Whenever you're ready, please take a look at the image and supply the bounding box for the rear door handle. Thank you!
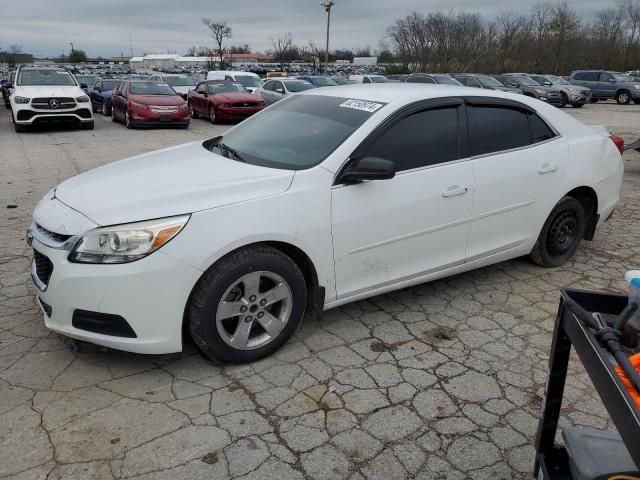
[538,163,558,174]
[442,185,468,198]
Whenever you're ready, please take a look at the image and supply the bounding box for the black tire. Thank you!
[530,197,587,268]
[189,102,199,119]
[209,105,216,124]
[572,103,584,108]
[125,109,133,129]
[111,106,118,122]
[102,102,110,116]
[5,100,11,109]
[616,90,632,105]
[634,99,640,105]
[559,93,568,108]
[82,121,94,130]
[188,245,307,363]
[590,99,598,104]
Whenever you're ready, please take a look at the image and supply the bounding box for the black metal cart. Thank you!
[534,288,640,479]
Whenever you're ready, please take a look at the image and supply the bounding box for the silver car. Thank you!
[256,78,315,105]
[529,74,592,108]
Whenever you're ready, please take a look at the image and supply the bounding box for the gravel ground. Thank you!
[1,102,639,480]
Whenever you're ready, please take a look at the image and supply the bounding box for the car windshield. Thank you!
[209,82,247,93]
[76,76,98,85]
[234,75,262,89]
[204,95,383,170]
[516,76,540,86]
[433,75,461,85]
[129,82,176,95]
[164,76,197,87]
[283,81,315,92]
[369,76,388,83]
[612,73,634,82]
[311,77,338,87]
[548,75,571,85]
[529,76,550,85]
[477,76,503,87]
[17,69,77,86]
[102,80,121,91]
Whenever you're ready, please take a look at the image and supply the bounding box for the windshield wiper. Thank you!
[215,142,245,162]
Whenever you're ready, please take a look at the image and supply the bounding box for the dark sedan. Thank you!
[89,79,123,115]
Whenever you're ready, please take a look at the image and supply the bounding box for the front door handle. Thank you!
[538,163,558,174]
[442,185,468,198]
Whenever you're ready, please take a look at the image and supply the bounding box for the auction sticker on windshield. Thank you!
[339,99,383,113]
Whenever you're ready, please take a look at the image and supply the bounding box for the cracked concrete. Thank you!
[1,104,640,479]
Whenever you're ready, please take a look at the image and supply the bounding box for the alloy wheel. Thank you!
[215,271,292,350]
[209,106,216,124]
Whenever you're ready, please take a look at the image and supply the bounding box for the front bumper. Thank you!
[29,229,202,354]
[130,107,190,126]
[539,93,563,106]
[12,104,94,125]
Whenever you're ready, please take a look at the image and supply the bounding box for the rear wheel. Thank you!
[634,99,640,105]
[590,99,598,103]
[209,105,216,124]
[111,106,118,122]
[188,245,307,363]
[616,90,631,105]
[102,102,109,116]
[530,197,587,268]
[572,103,584,108]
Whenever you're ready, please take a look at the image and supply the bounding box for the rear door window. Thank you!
[468,105,530,156]
[529,114,556,144]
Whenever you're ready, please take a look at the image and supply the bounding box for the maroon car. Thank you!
[111,80,189,129]
[188,80,266,123]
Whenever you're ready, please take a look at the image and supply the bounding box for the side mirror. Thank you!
[544,81,552,86]
[337,157,396,185]
[4,82,13,89]
[80,83,88,89]
[608,78,616,83]
[276,88,285,94]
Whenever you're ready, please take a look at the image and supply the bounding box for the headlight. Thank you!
[14,96,30,104]
[535,89,546,94]
[634,84,640,90]
[75,95,90,103]
[130,101,148,110]
[69,215,190,264]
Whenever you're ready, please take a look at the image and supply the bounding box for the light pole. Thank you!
[321,1,335,74]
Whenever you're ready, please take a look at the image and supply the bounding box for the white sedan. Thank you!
[29,84,624,363]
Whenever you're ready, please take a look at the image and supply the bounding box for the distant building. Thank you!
[128,53,274,70]
[0,52,34,73]
[352,56,378,66]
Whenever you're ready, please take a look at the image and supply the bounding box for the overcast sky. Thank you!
[0,0,617,58]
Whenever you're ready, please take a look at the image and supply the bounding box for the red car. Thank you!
[111,80,189,129]
[188,80,266,123]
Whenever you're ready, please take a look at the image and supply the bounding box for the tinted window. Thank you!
[196,83,206,94]
[273,81,284,92]
[283,81,314,92]
[262,81,274,91]
[469,106,530,156]
[581,72,600,81]
[406,76,435,84]
[129,82,176,95]
[363,77,371,83]
[599,72,613,82]
[529,114,556,144]
[364,106,459,171]
[18,69,77,86]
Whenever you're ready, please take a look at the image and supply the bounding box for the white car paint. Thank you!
[10,67,94,126]
[29,84,623,355]
[206,71,262,93]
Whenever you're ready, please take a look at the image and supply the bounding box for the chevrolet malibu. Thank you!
[29,84,624,363]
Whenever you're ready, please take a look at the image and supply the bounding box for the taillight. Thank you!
[610,134,625,155]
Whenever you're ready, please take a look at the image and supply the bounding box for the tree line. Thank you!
[384,0,640,74]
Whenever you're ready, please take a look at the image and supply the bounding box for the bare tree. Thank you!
[202,19,232,68]
[495,10,530,72]
[271,33,294,69]
[531,2,553,71]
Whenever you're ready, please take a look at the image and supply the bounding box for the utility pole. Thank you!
[321,1,335,74]
[69,42,74,53]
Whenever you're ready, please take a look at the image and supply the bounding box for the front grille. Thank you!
[150,106,178,113]
[35,224,72,243]
[31,97,77,110]
[232,102,259,108]
[33,249,53,286]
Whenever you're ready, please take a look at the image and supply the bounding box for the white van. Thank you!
[206,71,262,93]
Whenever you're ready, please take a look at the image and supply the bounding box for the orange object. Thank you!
[615,352,640,409]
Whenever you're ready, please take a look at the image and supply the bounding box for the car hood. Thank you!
[213,92,260,103]
[54,141,295,226]
[556,84,591,93]
[494,86,522,93]
[129,94,185,106]
[13,85,85,98]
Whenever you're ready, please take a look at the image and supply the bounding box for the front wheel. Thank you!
[559,93,568,108]
[189,103,199,118]
[634,99,640,105]
[188,245,307,363]
[616,90,631,105]
[572,103,584,108]
[209,105,216,124]
[102,102,110,116]
[125,109,133,129]
[530,197,587,268]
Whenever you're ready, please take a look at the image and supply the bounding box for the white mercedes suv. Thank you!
[9,65,94,132]
[28,84,624,363]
